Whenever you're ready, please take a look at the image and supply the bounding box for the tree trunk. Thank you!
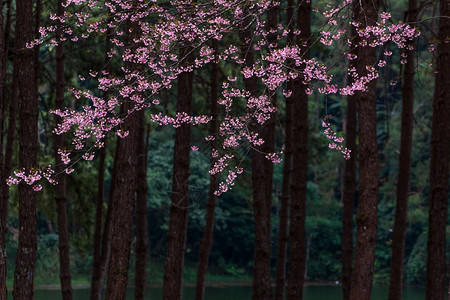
[387,1,417,299]
[162,46,193,300]
[239,12,273,298]
[54,1,73,298]
[349,1,380,300]
[13,0,38,298]
[286,1,311,300]
[90,23,113,300]
[250,5,278,300]
[195,39,219,300]
[134,112,148,300]
[275,1,294,298]
[1,0,15,268]
[426,0,450,299]
[0,0,7,297]
[90,139,117,300]
[104,11,141,299]
[341,4,358,299]
[90,142,106,300]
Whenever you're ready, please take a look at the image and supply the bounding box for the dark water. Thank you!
[7,285,425,299]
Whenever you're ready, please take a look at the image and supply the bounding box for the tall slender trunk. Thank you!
[195,39,219,300]
[162,45,193,300]
[90,142,105,298]
[104,11,141,299]
[90,139,117,300]
[1,0,14,242]
[134,111,148,300]
[239,11,273,298]
[341,4,358,299]
[274,1,295,298]
[90,23,113,300]
[54,0,73,298]
[250,5,278,300]
[104,105,139,300]
[13,0,38,298]
[427,0,450,299]
[0,0,7,297]
[89,26,114,300]
[349,1,380,300]
[286,1,311,300]
[387,1,417,299]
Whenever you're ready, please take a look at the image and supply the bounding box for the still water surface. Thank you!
[8,285,425,299]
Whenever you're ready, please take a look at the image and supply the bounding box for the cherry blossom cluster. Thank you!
[322,115,350,160]
[8,0,421,194]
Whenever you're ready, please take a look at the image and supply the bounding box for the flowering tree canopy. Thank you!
[8,0,420,194]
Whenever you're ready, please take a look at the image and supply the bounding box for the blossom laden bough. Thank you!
[9,0,420,194]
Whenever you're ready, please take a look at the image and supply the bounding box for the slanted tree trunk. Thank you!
[426,0,450,299]
[286,1,311,300]
[387,1,417,299]
[195,39,219,300]
[162,46,193,300]
[349,1,380,300]
[104,12,141,299]
[275,1,294,299]
[54,1,73,299]
[134,112,148,300]
[341,3,358,299]
[13,0,38,298]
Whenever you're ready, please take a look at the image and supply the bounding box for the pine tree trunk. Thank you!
[341,4,358,298]
[195,39,219,300]
[0,0,7,297]
[286,1,311,299]
[90,24,112,300]
[90,140,117,300]
[90,142,106,300]
[349,1,380,300]
[426,0,450,299]
[162,46,193,300]
[1,0,16,260]
[274,1,294,298]
[134,111,148,300]
[13,0,38,298]
[104,12,141,299]
[54,1,73,298]
[239,12,273,298]
[387,1,417,299]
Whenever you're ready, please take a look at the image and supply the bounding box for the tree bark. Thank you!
[387,1,417,299]
[195,39,219,300]
[286,1,311,300]
[54,1,73,298]
[104,12,141,299]
[13,0,39,298]
[275,1,294,299]
[341,4,358,299]
[90,139,117,300]
[1,0,14,244]
[349,1,380,300]
[134,111,148,300]
[162,46,193,300]
[90,23,113,300]
[426,1,450,299]
[239,11,273,299]
[0,0,7,297]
